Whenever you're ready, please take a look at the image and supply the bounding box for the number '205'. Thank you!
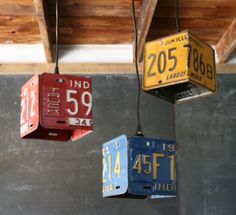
[146,45,213,80]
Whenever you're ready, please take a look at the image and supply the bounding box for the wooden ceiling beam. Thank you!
[136,0,158,62]
[0,4,34,16]
[216,18,236,63]
[0,63,234,75]
[34,0,53,63]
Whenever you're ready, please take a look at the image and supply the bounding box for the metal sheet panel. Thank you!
[188,32,216,92]
[20,74,39,137]
[143,31,216,92]
[40,73,93,131]
[102,135,128,197]
[129,136,177,197]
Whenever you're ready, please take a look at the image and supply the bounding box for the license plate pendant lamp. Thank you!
[102,135,177,198]
[102,0,177,199]
[20,0,93,141]
[143,30,217,103]
[20,73,93,141]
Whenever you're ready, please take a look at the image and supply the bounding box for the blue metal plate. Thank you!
[102,135,128,197]
[129,136,177,197]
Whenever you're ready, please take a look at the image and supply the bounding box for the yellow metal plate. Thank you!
[143,31,216,92]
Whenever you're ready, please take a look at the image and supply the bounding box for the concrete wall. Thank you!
[0,74,235,215]
[0,75,176,215]
[176,75,236,215]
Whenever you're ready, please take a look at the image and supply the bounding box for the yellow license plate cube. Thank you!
[143,31,217,103]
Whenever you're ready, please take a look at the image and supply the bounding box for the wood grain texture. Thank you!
[57,30,133,44]
[0,0,33,4]
[50,17,134,44]
[0,16,40,44]
[147,0,236,46]
[0,1,40,44]
[48,0,141,5]
[154,18,233,29]
[0,0,34,16]
[158,0,236,8]
[0,0,235,62]
[47,1,141,44]
[34,0,53,62]
[154,7,236,18]
[136,0,158,62]
[0,63,139,75]
[216,18,236,63]
[50,17,133,30]
[0,63,234,75]
[48,2,141,18]
[148,27,227,45]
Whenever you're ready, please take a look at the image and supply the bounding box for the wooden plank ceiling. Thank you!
[0,0,235,64]
[0,0,40,43]
[47,0,142,44]
[148,0,236,46]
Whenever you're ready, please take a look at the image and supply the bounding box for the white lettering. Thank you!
[69,80,90,89]
[47,88,60,115]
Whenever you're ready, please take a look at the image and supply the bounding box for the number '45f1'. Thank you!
[20,73,93,141]
[102,135,177,198]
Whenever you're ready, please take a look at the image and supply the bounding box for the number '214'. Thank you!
[147,45,213,80]
[102,150,121,183]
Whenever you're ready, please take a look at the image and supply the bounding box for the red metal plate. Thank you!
[20,75,39,137]
[71,129,93,142]
[40,73,93,131]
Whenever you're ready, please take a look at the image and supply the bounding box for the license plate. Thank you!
[129,137,177,196]
[102,135,177,197]
[40,73,93,130]
[143,31,216,92]
[102,135,128,197]
[20,75,39,136]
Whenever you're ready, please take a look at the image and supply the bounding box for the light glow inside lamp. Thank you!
[143,1,217,103]
[20,0,93,141]
[102,0,177,199]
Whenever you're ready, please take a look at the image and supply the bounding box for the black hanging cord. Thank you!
[132,0,143,136]
[175,0,180,32]
[55,0,59,74]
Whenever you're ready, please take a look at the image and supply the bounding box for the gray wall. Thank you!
[176,75,236,215]
[0,74,235,215]
[0,75,176,215]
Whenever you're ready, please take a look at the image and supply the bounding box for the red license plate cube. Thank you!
[20,73,93,141]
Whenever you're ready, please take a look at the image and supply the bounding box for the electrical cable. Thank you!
[55,0,59,74]
[175,0,180,32]
[131,0,143,136]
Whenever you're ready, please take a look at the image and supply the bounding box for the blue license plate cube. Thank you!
[102,135,177,198]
